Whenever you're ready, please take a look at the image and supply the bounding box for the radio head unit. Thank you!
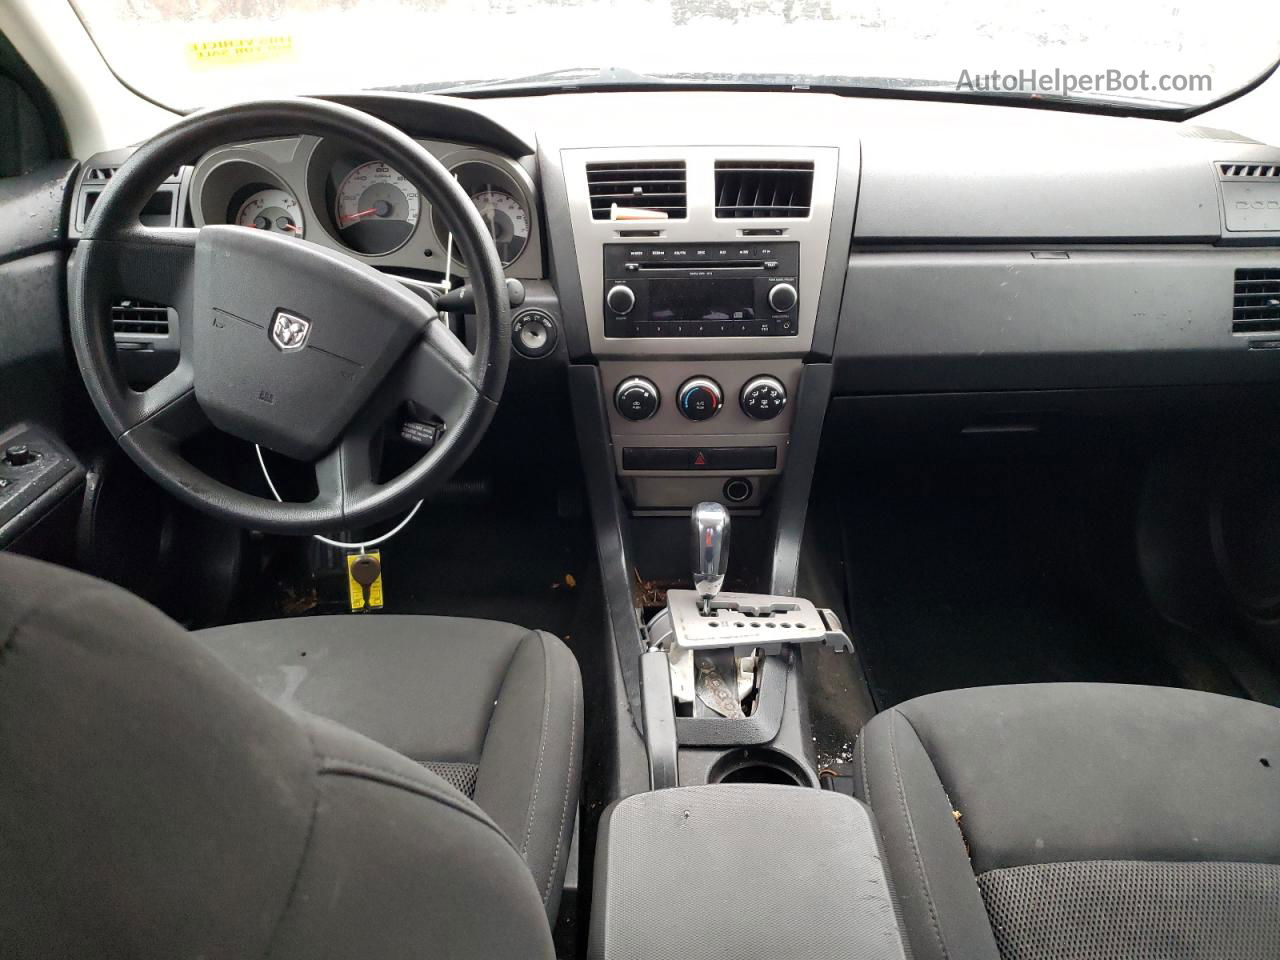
[603,242,800,338]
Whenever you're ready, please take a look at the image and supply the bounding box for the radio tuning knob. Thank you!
[767,282,798,313]
[606,284,636,315]
[740,375,787,421]
[614,377,660,421]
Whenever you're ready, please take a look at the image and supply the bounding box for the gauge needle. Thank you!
[340,207,378,225]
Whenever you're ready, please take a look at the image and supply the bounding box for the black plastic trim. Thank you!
[568,363,647,732]
[0,161,76,266]
[640,649,679,789]
[768,363,833,595]
[674,653,789,746]
[315,93,535,156]
[541,142,592,361]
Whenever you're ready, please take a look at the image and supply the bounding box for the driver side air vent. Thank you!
[1231,269,1280,334]
[112,299,171,336]
[714,160,814,218]
[586,160,687,220]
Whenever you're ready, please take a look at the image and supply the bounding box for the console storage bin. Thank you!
[589,783,908,960]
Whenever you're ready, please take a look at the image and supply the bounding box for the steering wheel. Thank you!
[69,99,510,535]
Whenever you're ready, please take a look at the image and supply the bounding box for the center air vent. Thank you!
[112,299,171,336]
[714,160,814,218]
[1219,163,1280,179]
[1231,269,1280,334]
[586,161,687,220]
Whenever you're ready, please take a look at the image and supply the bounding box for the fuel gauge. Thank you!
[234,187,303,237]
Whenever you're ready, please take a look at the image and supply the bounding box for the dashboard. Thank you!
[186,134,544,279]
[71,89,1280,511]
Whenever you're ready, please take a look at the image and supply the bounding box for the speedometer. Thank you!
[334,161,420,255]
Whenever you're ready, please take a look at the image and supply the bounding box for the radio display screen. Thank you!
[649,279,755,323]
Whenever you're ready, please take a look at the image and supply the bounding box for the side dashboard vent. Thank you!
[1232,269,1280,334]
[1219,162,1280,179]
[714,160,814,218]
[586,161,687,220]
[84,165,183,184]
[112,299,171,336]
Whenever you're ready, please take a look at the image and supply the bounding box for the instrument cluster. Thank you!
[186,135,542,278]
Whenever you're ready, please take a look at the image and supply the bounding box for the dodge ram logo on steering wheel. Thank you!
[270,310,311,352]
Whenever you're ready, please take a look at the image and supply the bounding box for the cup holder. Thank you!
[707,748,816,788]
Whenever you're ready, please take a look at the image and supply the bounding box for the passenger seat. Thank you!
[855,683,1280,960]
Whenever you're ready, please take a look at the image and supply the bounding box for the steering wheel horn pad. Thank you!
[192,225,438,461]
[68,98,510,535]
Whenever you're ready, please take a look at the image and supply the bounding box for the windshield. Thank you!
[71,0,1280,113]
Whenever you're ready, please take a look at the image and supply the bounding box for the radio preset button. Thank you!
[614,377,660,421]
[606,284,636,315]
[678,377,723,421]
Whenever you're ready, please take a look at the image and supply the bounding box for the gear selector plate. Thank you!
[664,589,852,658]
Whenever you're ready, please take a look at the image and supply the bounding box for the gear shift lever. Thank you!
[691,501,730,615]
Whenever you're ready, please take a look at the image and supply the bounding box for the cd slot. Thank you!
[638,260,764,271]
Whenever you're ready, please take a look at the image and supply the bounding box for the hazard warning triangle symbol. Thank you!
[693,451,707,467]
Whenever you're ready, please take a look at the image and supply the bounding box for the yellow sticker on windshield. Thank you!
[186,35,296,70]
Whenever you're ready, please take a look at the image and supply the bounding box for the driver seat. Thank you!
[0,552,579,959]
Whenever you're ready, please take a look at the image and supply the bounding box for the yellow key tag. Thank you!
[347,550,384,612]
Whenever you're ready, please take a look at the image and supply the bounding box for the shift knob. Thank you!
[691,501,730,612]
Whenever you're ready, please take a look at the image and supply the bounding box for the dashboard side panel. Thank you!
[835,249,1280,394]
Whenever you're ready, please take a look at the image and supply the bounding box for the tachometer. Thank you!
[431,183,531,268]
[234,188,303,237]
[334,160,420,255]
[471,189,530,266]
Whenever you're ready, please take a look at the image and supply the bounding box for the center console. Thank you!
[547,137,894,958]
[559,145,839,513]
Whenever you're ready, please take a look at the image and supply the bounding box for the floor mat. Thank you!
[237,477,594,641]
[839,460,1183,710]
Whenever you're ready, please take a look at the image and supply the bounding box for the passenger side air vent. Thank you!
[586,161,687,220]
[714,160,814,218]
[112,299,171,336]
[1231,269,1280,334]
[1219,163,1280,179]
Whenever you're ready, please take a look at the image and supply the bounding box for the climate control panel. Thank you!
[612,372,789,424]
[601,360,800,508]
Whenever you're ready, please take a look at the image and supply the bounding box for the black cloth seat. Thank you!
[196,613,582,919]
[0,553,581,959]
[855,683,1280,960]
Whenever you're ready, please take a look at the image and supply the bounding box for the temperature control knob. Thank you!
[677,377,723,422]
[606,284,636,315]
[767,282,798,313]
[614,377,660,421]
[740,375,787,421]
